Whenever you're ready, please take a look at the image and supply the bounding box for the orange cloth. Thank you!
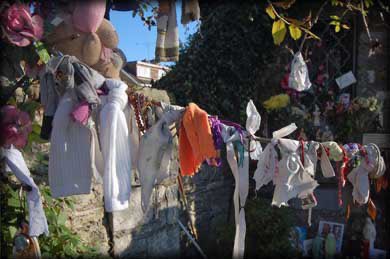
[179,103,218,176]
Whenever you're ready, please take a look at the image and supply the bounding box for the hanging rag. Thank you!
[347,144,385,205]
[179,103,218,176]
[138,104,184,212]
[319,143,336,178]
[155,0,179,62]
[272,139,319,207]
[246,100,262,160]
[99,79,132,212]
[322,141,344,162]
[220,123,248,259]
[221,100,261,259]
[181,0,200,25]
[43,56,105,198]
[253,123,298,191]
[288,51,311,92]
[40,55,105,138]
[125,104,140,171]
[48,92,103,197]
[1,146,49,237]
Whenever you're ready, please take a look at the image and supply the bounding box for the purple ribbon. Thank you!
[209,116,224,151]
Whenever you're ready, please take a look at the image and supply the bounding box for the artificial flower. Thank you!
[367,96,378,112]
[263,94,290,111]
[0,105,32,149]
[1,3,43,46]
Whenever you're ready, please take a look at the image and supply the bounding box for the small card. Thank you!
[336,71,357,89]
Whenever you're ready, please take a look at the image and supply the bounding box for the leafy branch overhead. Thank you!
[266,0,318,46]
[265,0,386,46]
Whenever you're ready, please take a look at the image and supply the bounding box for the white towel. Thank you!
[99,79,132,212]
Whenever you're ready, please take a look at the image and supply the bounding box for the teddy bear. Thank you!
[43,0,121,79]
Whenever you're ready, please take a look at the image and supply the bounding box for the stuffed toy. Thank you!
[44,0,120,78]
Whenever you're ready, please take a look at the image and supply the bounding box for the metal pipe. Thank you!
[177,219,207,259]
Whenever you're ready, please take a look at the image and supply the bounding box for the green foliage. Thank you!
[39,186,99,258]
[155,2,278,124]
[0,179,98,258]
[214,197,298,258]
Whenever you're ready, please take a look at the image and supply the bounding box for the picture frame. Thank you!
[318,220,344,253]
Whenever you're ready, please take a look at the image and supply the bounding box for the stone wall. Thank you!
[181,164,234,258]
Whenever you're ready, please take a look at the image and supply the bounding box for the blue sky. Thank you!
[109,3,198,63]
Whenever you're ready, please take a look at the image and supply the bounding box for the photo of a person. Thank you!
[321,223,331,237]
[318,221,345,253]
[332,225,342,240]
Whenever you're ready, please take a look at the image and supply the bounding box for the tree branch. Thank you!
[299,0,329,51]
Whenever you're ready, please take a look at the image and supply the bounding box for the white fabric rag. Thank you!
[138,104,184,213]
[99,79,132,212]
[253,123,298,190]
[2,146,49,237]
[288,51,311,92]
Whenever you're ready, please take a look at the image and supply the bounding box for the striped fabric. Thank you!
[155,0,179,62]
[49,92,98,197]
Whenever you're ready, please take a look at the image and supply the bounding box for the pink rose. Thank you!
[1,4,43,46]
[0,105,32,149]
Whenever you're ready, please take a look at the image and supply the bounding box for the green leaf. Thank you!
[7,197,20,208]
[288,24,302,40]
[330,15,340,20]
[265,5,275,20]
[34,41,50,64]
[335,24,341,32]
[57,212,68,225]
[272,19,287,45]
[32,123,41,134]
[9,226,17,237]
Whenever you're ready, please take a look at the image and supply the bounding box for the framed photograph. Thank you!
[318,221,344,253]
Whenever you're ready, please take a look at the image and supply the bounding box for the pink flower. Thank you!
[0,105,32,149]
[1,4,44,46]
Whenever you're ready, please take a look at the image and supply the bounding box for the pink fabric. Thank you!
[1,4,43,46]
[72,1,106,33]
[0,105,32,148]
[70,102,90,125]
